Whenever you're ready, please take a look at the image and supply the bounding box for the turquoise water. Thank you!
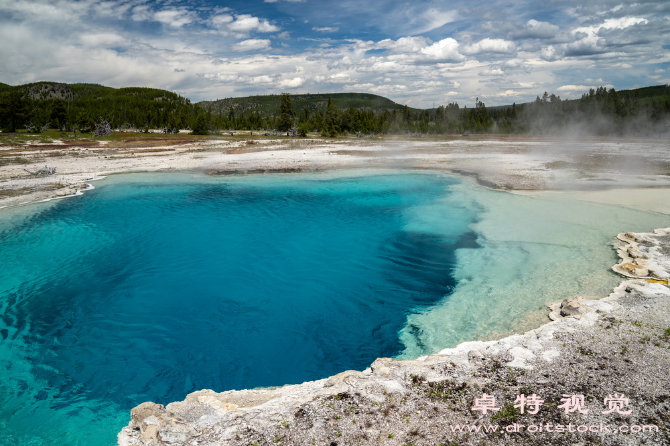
[0,170,668,445]
[0,171,477,445]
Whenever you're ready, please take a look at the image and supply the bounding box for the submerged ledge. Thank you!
[118,228,670,446]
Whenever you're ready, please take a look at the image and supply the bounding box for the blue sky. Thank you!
[1,0,669,107]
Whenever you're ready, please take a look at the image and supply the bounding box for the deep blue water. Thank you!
[0,171,478,445]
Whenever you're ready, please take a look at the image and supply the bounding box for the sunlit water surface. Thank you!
[0,170,667,445]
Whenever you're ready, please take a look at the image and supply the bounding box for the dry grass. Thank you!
[0,156,32,166]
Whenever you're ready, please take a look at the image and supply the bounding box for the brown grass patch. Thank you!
[0,157,32,166]
[103,148,177,155]
[0,187,33,198]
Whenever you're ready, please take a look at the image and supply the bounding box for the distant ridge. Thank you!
[0,81,190,103]
[1,82,411,114]
[3,81,668,111]
[489,84,670,110]
[198,92,409,114]
[617,84,670,100]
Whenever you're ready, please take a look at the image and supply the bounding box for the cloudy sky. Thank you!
[1,0,669,107]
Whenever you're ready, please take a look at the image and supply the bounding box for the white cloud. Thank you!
[540,46,559,61]
[419,38,465,62]
[131,5,152,22]
[372,36,464,64]
[479,67,505,76]
[368,84,408,94]
[211,13,279,36]
[463,38,517,54]
[557,85,591,92]
[229,39,271,52]
[203,72,278,85]
[411,8,458,34]
[154,9,196,28]
[413,80,445,88]
[501,58,526,69]
[317,72,352,83]
[578,16,649,33]
[313,27,339,32]
[228,14,280,33]
[346,83,375,90]
[203,73,241,82]
[251,75,275,84]
[278,77,304,88]
[93,1,134,19]
[79,32,126,48]
[212,14,234,26]
[510,19,560,39]
[377,36,431,54]
[565,16,649,56]
[492,90,521,97]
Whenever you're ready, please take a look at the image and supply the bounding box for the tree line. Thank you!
[1,83,669,137]
[205,88,670,137]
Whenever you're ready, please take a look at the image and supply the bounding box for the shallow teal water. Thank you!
[0,170,668,445]
[398,184,670,355]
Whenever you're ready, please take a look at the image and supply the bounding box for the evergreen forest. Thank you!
[1,81,669,137]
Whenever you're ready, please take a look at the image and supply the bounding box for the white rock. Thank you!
[380,380,405,394]
[541,349,561,362]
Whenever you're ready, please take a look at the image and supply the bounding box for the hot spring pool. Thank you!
[0,170,668,445]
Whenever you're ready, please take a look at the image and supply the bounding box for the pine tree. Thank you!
[0,91,31,132]
[324,96,339,136]
[51,98,67,129]
[277,93,295,131]
[402,104,411,122]
[191,113,209,135]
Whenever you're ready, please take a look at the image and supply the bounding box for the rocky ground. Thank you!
[118,229,670,446]
[3,134,670,209]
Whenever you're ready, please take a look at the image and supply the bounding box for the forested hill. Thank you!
[0,81,194,131]
[489,84,670,110]
[198,93,407,115]
[617,84,670,101]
